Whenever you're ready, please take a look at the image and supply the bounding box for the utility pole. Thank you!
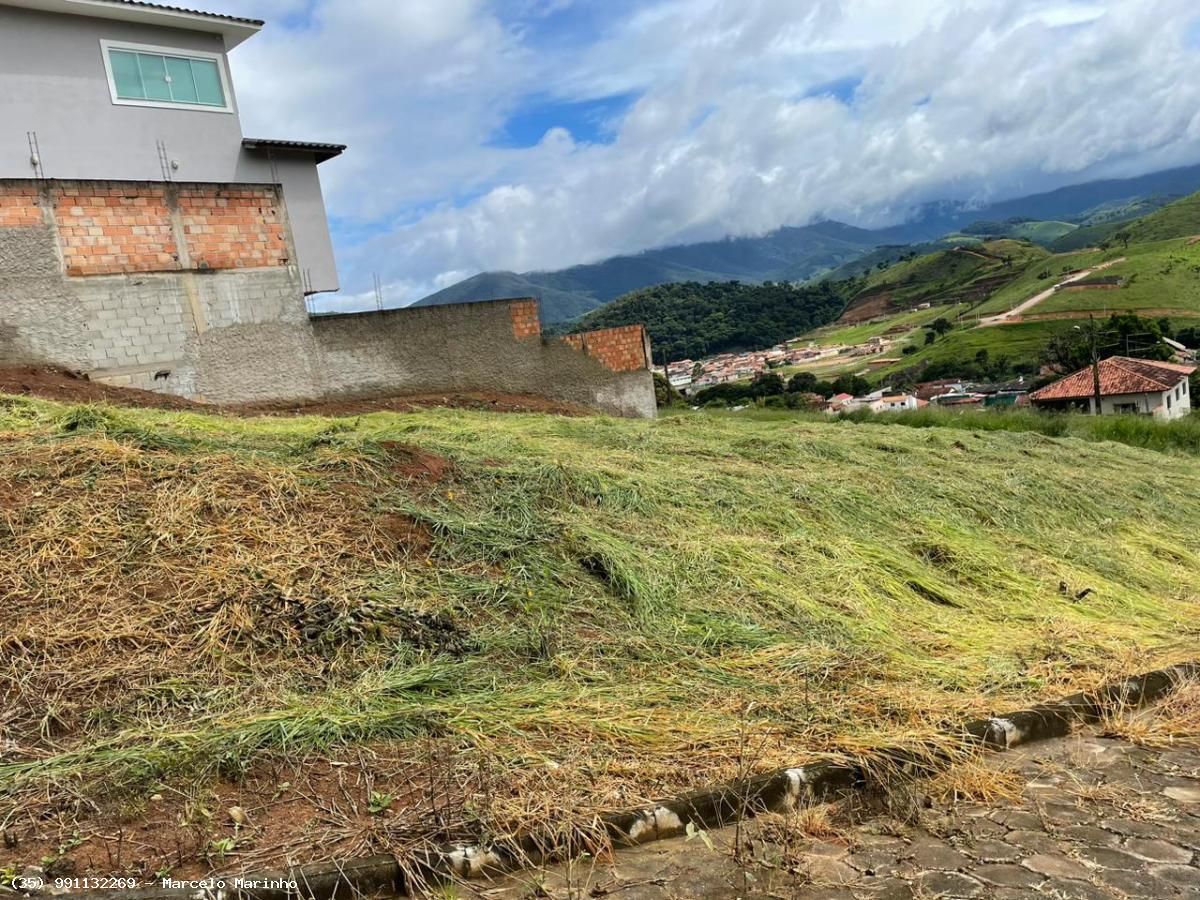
[1089,314,1102,416]
[658,346,677,405]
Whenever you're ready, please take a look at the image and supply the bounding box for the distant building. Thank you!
[869,394,919,413]
[1163,338,1196,362]
[823,392,855,414]
[915,379,966,401]
[934,392,984,409]
[1029,357,1195,420]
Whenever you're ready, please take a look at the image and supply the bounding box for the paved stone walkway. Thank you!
[464,732,1200,899]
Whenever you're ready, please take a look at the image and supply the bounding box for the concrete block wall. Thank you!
[1,178,312,400]
[309,298,656,418]
[0,178,656,417]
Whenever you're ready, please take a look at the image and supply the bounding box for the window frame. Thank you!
[99,39,235,114]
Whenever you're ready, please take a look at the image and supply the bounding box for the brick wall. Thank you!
[510,299,542,339]
[0,181,291,277]
[54,185,178,277]
[180,187,289,270]
[0,185,41,227]
[560,324,649,373]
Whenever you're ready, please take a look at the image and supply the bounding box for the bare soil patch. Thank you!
[0,365,591,418]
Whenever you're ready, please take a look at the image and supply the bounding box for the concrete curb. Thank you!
[89,662,1197,900]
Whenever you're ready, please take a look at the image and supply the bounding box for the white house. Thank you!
[869,393,919,413]
[1030,356,1195,420]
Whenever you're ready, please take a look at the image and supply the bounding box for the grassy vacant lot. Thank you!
[1036,239,1200,316]
[802,302,972,348]
[970,247,1109,316]
[2,397,1199,874]
[1009,220,1078,244]
[870,319,1065,380]
[768,406,1200,457]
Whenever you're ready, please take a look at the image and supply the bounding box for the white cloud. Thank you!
[213,0,1200,307]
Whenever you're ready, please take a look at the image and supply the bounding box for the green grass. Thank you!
[2,396,1199,842]
[869,320,1066,379]
[1035,239,1200,316]
[970,248,1109,316]
[801,302,972,347]
[827,406,1200,456]
[1010,220,1078,244]
[1127,192,1200,243]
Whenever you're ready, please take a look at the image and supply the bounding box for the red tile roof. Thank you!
[1030,357,1196,402]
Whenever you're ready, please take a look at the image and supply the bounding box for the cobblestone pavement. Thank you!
[463,731,1200,899]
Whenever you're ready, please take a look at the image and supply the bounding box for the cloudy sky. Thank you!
[206,0,1200,310]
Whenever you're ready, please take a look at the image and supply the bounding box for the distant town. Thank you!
[655,314,1196,419]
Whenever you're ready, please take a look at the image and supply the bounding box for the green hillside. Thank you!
[970,247,1107,316]
[803,302,973,348]
[1047,222,1119,252]
[565,279,848,359]
[3,396,1199,877]
[839,239,1048,319]
[868,320,1067,381]
[1010,220,1078,243]
[1037,241,1200,316]
[414,222,882,323]
[803,192,1200,384]
[1126,191,1200,243]
[960,218,1077,245]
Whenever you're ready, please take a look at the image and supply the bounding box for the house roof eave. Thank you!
[0,0,263,48]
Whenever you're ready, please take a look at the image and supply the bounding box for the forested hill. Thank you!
[565,280,848,360]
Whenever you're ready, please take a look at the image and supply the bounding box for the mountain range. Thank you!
[413,163,1200,323]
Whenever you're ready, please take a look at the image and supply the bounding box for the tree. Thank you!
[831,374,871,396]
[653,373,682,408]
[1113,230,1132,249]
[929,317,953,337]
[750,371,785,397]
[1042,313,1174,373]
[787,371,820,394]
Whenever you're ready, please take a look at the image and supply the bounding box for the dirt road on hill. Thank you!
[978,256,1127,326]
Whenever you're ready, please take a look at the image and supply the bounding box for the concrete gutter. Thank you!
[91,662,1197,900]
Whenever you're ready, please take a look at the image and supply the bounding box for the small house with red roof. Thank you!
[1029,357,1195,421]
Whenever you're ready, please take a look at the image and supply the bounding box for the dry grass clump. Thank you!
[1100,677,1200,748]
[1,432,439,746]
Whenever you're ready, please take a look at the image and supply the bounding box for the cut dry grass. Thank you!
[0,395,1198,875]
[1100,678,1200,749]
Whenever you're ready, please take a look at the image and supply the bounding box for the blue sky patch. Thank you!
[489,92,638,148]
[1186,17,1200,49]
[803,75,863,105]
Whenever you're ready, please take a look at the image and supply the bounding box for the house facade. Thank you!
[1,0,342,293]
[1030,357,1195,421]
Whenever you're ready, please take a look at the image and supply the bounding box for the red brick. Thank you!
[0,185,42,227]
